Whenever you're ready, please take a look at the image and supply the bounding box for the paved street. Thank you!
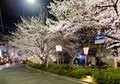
[0,64,87,84]
[0,66,3,70]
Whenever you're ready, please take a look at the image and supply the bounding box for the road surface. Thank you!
[0,64,87,84]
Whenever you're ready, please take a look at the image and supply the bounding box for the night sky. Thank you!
[0,0,50,34]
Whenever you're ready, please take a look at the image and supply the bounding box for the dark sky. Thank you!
[0,0,50,34]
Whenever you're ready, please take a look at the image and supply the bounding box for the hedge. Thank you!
[27,62,120,84]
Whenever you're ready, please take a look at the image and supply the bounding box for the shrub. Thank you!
[27,62,120,84]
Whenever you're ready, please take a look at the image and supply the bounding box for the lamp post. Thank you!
[83,47,89,67]
[0,10,4,32]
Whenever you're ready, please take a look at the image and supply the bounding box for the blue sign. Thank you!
[77,52,85,66]
[94,34,105,40]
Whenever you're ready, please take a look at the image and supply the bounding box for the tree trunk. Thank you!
[114,57,118,68]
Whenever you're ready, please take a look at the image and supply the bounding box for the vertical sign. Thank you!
[56,45,62,51]
[0,49,2,57]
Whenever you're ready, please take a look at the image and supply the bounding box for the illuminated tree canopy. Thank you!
[10,0,120,63]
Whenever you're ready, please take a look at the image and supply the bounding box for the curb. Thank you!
[26,65,97,84]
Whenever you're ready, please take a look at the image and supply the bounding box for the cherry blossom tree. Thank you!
[47,0,97,62]
[48,0,120,41]
[47,0,120,65]
[9,0,120,66]
[9,15,49,61]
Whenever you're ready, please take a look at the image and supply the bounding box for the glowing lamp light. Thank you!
[81,75,95,83]
[26,0,36,4]
[79,55,82,58]
[78,55,84,59]
[83,47,89,55]
[83,47,89,67]
[87,75,92,79]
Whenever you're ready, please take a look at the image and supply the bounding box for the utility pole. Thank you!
[0,9,4,32]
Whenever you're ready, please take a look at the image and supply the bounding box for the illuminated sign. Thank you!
[56,45,62,51]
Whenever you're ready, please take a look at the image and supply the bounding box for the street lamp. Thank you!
[82,47,95,83]
[26,0,36,4]
[23,0,47,16]
[83,47,89,67]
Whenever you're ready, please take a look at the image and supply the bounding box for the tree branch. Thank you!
[96,5,114,8]
[115,0,119,4]
[105,34,120,41]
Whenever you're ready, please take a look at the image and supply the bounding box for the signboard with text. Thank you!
[56,45,62,51]
[94,34,105,44]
